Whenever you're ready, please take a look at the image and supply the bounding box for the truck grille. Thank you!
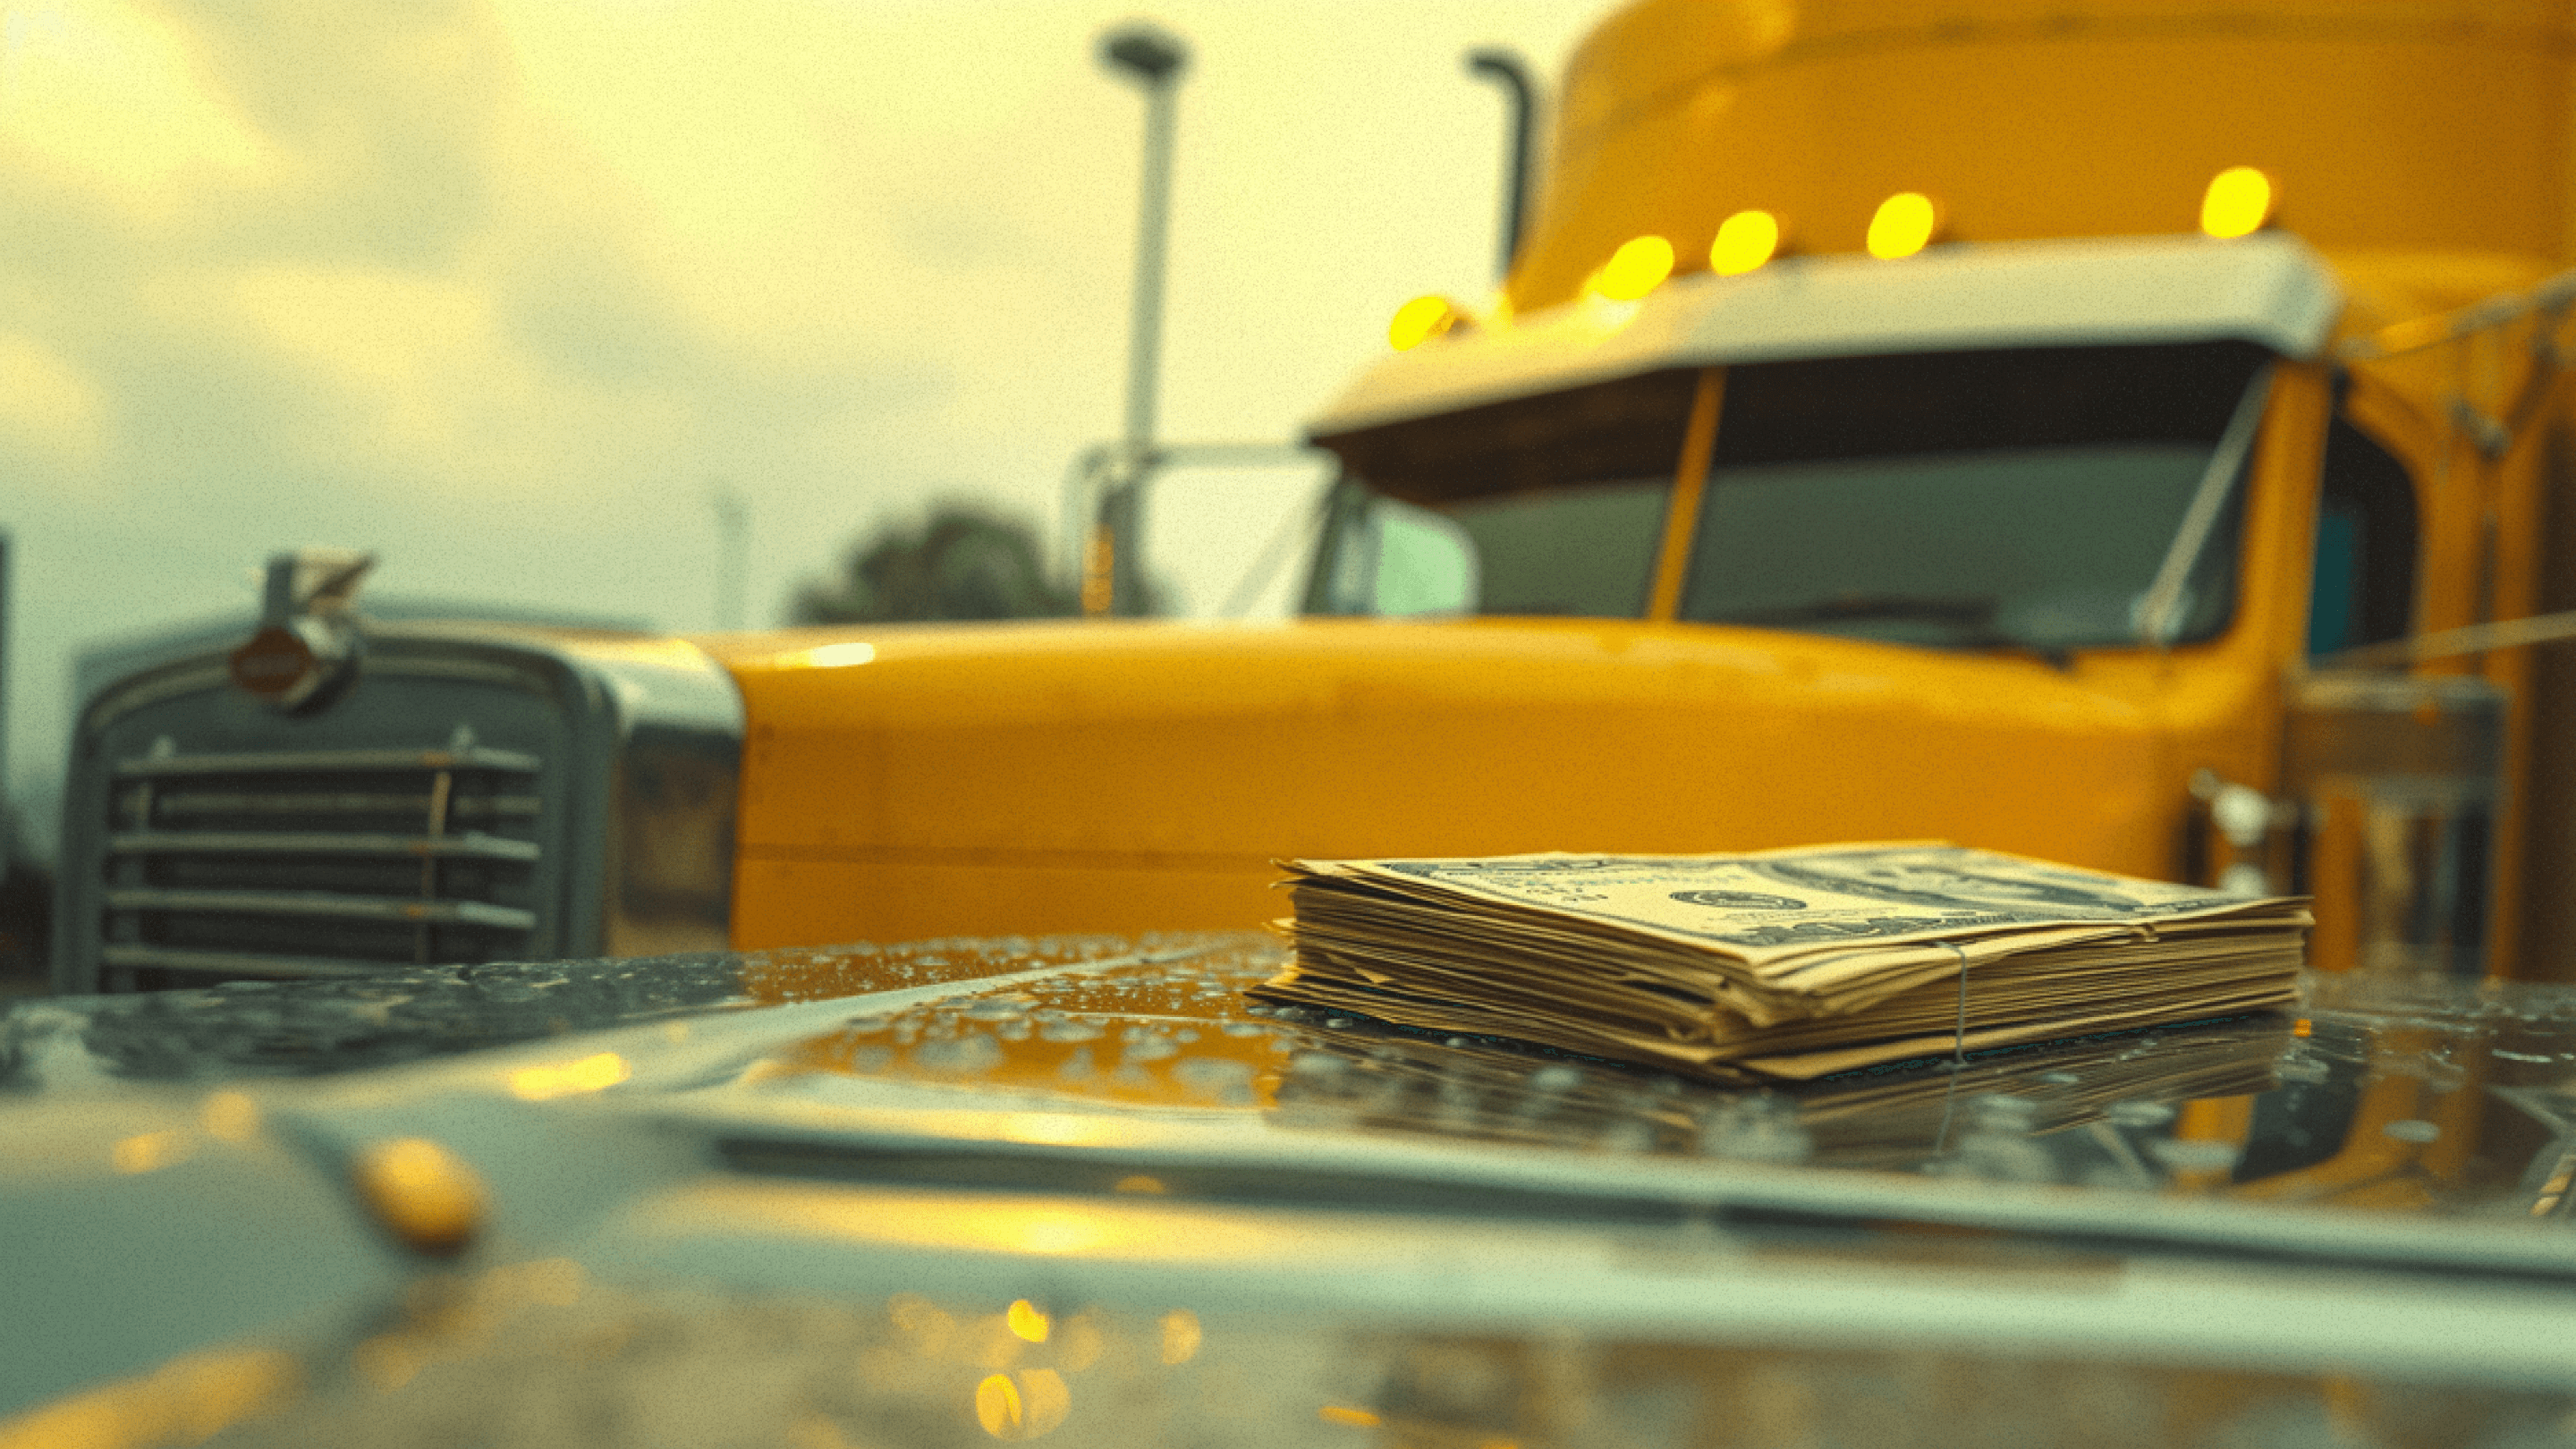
[97,745,546,979]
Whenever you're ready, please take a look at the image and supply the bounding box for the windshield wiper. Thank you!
[1713,595,2072,671]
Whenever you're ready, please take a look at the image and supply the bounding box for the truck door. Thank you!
[2289,377,2508,979]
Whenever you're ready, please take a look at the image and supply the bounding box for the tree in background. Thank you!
[791,503,1080,624]
[0,803,51,987]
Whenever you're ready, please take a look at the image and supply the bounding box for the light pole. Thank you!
[1092,21,1188,617]
[1466,48,1536,280]
[709,482,748,630]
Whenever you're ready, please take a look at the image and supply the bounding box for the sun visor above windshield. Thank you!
[1307,233,2342,444]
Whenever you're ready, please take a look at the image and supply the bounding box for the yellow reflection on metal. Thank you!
[1319,1404,1383,1428]
[1387,294,1460,352]
[1157,1309,1201,1365]
[1112,1174,1167,1195]
[1019,1212,1108,1255]
[975,1375,1021,1436]
[1709,210,1781,275]
[1005,1300,1050,1343]
[0,1348,300,1449]
[501,1256,587,1307]
[352,1137,487,1255]
[716,1184,1297,1264]
[778,641,877,670]
[975,1368,1070,1440]
[1006,1113,1121,1148]
[1866,193,1941,258]
[971,1314,1029,1371]
[199,1089,260,1143]
[508,1050,631,1101]
[2200,165,2275,238]
[352,1332,429,1394]
[110,1130,188,1175]
[889,1292,957,1357]
[1589,234,1674,300]
[1056,1313,1106,1371]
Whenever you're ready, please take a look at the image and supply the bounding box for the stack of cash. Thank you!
[1255,843,2309,1080]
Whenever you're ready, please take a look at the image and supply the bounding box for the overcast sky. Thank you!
[0,0,1605,835]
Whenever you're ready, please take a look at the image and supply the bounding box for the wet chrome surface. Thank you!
[6,938,2576,1446]
[13,935,2572,1218]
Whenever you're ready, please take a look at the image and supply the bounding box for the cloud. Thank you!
[0,0,1606,842]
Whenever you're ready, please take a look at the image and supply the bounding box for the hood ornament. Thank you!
[227,548,374,711]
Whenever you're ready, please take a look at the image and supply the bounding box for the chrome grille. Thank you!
[97,745,546,979]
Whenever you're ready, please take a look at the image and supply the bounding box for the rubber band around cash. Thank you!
[1933,940,1972,1153]
[1943,940,1972,1067]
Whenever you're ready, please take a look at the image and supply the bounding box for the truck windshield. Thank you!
[1307,368,1699,619]
[1683,341,2271,649]
[1310,341,2271,651]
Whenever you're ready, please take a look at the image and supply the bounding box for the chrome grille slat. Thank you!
[107,830,542,862]
[113,745,541,778]
[97,739,550,983]
[154,792,541,818]
[105,886,538,930]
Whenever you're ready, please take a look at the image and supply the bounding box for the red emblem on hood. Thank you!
[229,624,318,700]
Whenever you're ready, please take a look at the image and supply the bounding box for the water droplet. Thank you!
[2275,1052,2329,1085]
[1953,1131,2059,1183]
[1969,1094,2040,1128]
[1057,1048,1096,1081]
[913,1035,1005,1075]
[1600,1119,1657,1153]
[1039,1020,1105,1044]
[1123,1038,1180,1063]
[1529,1065,1585,1094]
[2147,1138,2242,1174]
[1172,1057,1254,1097]
[2382,1118,2441,1144]
[1699,1097,1812,1164]
[1288,1052,1350,1082]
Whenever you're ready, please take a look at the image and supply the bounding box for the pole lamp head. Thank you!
[1100,21,1188,87]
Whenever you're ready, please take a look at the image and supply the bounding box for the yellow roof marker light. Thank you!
[1388,294,1463,352]
[1867,192,1943,259]
[2201,166,2275,239]
[1591,233,1675,300]
[1710,210,1783,276]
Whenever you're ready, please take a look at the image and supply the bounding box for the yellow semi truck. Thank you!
[52,0,2576,990]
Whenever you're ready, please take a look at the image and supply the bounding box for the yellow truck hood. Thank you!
[700,618,2177,945]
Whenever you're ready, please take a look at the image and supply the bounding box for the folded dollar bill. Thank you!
[1252,843,2309,1080]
